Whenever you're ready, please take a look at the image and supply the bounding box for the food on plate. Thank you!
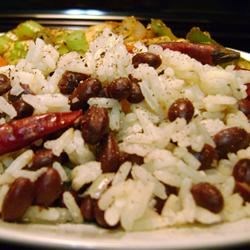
[0,17,249,231]
[0,17,247,68]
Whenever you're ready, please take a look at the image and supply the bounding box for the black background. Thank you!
[0,0,250,249]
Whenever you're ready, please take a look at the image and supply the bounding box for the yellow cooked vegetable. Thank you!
[14,20,44,40]
[150,19,177,40]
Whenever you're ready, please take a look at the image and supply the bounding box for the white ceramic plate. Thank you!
[0,28,249,249]
[0,218,250,249]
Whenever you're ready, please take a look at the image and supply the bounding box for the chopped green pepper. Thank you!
[150,19,177,40]
[186,27,218,45]
[57,44,70,55]
[65,30,88,53]
[14,20,44,40]
[4,41,29,64]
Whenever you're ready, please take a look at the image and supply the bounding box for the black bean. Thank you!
[189,144,218,170]
[69,78,102,110]
[119,152,144,166]
[12,99,34,119]
[233,159,250,202]
[0,74,11,95]
[246,83,250,98]
[80,195,95,222]
[81,106,109,145]
[238,99,250,119]
[29,149,56,170]
[2,177,34,222]
[34,168,62,207]
[191,182,224,213]
[107,77,131,100]
[98,86,109,98]
[58,71,89,94]
[168,98,194,123]
[233,159,250,184]
[214,127,250,159]
[234,182,250,202]
[127,79,144,103]
[132,52,162,69]
[98,134,120,173]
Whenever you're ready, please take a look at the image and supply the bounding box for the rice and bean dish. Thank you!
[0,18,249,232]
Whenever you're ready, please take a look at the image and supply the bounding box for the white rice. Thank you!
[0,27,249,232]
[71,161,102,191]
[22,93,70,114]
[85,173,114,199]
[52,162,69,182]
[0,96,17,118]
[23,206,71,223]
[63,191,83,223]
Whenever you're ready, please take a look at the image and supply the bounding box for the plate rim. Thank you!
[0,218,250,249]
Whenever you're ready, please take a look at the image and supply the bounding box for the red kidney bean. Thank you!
[34,168,62,207]
[29,149,57,170]
[58,71,89,94]
[119,152,144,166]
[80,195,95,222]
[191,182,224,213]
[81,106,109,145]
[189,144,218,170]
[168,98,194,123]
[98,134,120,173]
[12,99,34,119]
[98,86,109,98]
[80,196,118,228]
[69,78,102,110]
[0,74,11,95]
[246,83,250,98]
[234,182,250,202]
[238,99,250,119]
[213,127,250,159]
[106,77,132,100]
[233,159,250,184]
[132,52,162,69]
[120,99,131,114]
[233,159,250,202]
[127,79,144,103]
[2,177,34,222]
[93,200,118,228]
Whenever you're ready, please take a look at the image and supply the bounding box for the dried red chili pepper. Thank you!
[159,42,240,65]
[0,111,82,156]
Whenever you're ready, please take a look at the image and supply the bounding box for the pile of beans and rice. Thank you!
[0,28,249,231]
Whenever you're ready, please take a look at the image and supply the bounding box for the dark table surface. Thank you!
[0,241,249,250]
